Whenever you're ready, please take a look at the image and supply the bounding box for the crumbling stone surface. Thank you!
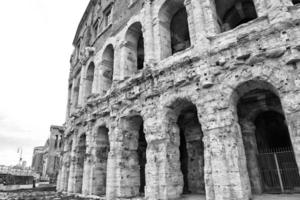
[56,0,300,200]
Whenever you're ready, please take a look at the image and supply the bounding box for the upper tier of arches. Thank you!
[68,0,297,115]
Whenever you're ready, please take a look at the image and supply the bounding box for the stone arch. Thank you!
[101,44,114,95]
[163,97,205,197]
[74,133,87,194]
[85,62,95,99]
[118,114,147,198]
[158,0,191,59]
[231,79,280,112]
[123,21,145,77]
[214,0,258,32]
[234,80,300,195]
[92,126,110,196]
[73,75,81,108]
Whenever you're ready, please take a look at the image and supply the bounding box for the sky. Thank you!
[0,0,90,166]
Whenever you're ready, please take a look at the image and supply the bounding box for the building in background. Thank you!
[46,126,64,184]
[31,146,45,178]
[32,126,64,184]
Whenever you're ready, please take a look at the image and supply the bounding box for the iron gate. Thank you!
[258,148,300,193]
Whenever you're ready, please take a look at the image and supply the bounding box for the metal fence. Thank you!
[258,148,300,193]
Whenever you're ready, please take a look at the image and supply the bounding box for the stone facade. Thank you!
[57,0,300,200]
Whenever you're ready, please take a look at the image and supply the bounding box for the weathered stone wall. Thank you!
[57,0,300,200]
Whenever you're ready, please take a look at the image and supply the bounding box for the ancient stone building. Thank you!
[56,0,300,199]
[32,126,64,183]
[47,126,64,184]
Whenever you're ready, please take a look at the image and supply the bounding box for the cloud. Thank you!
[0,135,38,150]
[0,0,90,166]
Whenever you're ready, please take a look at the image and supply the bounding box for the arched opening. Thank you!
[54,135,58,149]
[178,103,205,195]
[121,115,147,197]
[293,0,300,5]
[85,62,95,99]
[171,8,191,54]
[124,22,145,76]
[214,0,257,32]
[236,82,300,195]
[165,99,205,198]
[92,126,110,196]
[137,34,144,70]
[75,134,86,193]
[59,135,63,149]
[64,140,73,192]
[73,76,81,107]
[138,120,147,195]
[158,0,191,59]
[102,45,114,94]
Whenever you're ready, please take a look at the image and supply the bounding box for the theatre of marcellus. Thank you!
[56,0,300,199]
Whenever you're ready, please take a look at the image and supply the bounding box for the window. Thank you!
[170,8,191,54]
[158,0,191,59]
[59,136,63,149]
[101,45,114,94]
[54,135,58,149]
[124,22,145,76]
[214,0,257,32]
[85,62,95,99]
[76,38,81,61]
[93,18,99,34]
[104,6,112,27]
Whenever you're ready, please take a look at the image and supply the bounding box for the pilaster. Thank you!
[143,0,155,64]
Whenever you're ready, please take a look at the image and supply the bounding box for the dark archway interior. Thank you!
[255,111,292,151]
[293,0,300,5]
[137,34,144,70]
[77,134,86,193]
[171,7,191,54]
[73,77,81,107]
[78,134,87,164]
[138,121,147,195]
[59,135,63,148]
[94,126,109,195]
[215,0,257,32]
[179,125,189,194]
[86,62,95,98]
[237,87,300,194]
[125,22,144,72]
[55,135,58,148]
[177,104,205,195]
[102,45,114,93]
